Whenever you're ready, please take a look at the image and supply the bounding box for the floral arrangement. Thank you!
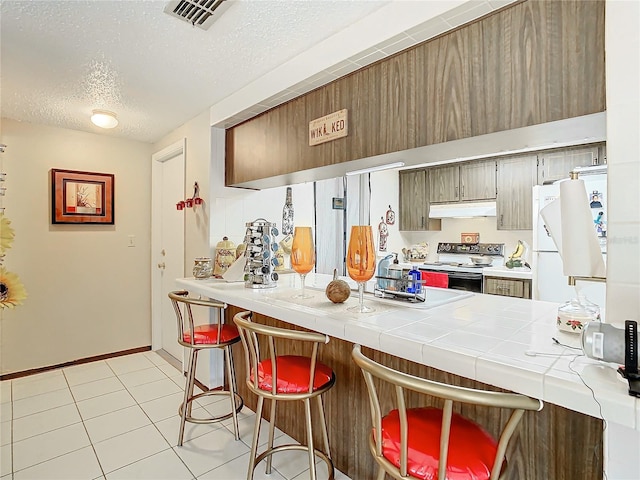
[0,213,27,308]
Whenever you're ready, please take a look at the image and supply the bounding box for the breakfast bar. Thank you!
[176,273,636,479]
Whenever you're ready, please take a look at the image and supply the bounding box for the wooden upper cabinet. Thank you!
[428,160,496,203]
[460,160,496,201]
[497,154,538,230]
[225,0,605,187]
[537,146,601,184]
[399,170,427,231]
[399,169,441,231]
[428,165,460,203]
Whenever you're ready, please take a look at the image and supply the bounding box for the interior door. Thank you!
[151,140,185,363]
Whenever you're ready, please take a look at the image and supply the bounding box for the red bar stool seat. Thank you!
[381,407,498,480]
[169,290,244,447]
[351,345,543,480]
[234,311,336,480]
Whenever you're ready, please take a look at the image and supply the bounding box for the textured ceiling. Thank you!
[0,0,388,143]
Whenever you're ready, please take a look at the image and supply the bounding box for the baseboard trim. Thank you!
[0,346,152,381]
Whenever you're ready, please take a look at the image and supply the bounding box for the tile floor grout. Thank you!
[0,350,349,480]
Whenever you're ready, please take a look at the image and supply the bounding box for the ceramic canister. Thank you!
[213,236,236,276]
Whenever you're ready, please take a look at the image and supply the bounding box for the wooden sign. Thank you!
[309,109,348,146]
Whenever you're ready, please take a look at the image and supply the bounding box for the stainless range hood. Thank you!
[429,201,497,219]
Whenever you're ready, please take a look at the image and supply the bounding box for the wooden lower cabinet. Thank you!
[484,276,532,299]
[226,305,601,480]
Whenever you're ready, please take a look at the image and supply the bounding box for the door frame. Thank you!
[151,138,186,351]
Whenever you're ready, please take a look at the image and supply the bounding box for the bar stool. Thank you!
[233,311,336,480]
[168,290,243,446]
[351,345,543,480]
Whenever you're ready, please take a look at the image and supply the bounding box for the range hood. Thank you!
[429,201,497,219]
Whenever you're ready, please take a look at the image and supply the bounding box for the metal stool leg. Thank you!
[248,394,265,480]
[303,397,317,480]
[178,347,197,446]
[224,346,240,440]
[265,398,277,474]
[315,395,331,458]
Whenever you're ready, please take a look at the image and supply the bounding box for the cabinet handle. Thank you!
[421,216,424,228]
[461,185,465,198]
[455,186,459,199]
[500,214,504,226]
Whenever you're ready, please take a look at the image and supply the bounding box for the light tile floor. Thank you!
[0,351,350,480]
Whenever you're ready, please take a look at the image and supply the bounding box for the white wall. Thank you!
[0,119,152,375]
[602,1,640,478]
[370,169,533,262]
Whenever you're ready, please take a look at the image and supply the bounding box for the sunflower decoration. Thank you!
[0,214,15,254]
[0,267,27,309]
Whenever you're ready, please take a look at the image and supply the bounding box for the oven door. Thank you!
[443,271,483,293]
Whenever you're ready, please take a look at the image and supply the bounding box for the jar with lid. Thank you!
[556,294,601,333]
[193,257,213,279]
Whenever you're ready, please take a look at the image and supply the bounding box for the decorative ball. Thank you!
[325,269,351,304]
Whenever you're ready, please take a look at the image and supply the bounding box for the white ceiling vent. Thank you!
[164,0,231,30]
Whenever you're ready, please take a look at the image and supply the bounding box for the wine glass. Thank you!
[346,225,376,313]
[291,226,315,298]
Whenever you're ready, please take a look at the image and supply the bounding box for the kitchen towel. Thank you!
[540,178,606,278]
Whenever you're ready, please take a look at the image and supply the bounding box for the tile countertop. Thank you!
[176,272,636,430]
[482,266,533,280]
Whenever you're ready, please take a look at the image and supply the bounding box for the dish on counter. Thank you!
[469,255,493,266]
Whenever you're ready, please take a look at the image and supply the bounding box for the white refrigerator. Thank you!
[532,169,607,316]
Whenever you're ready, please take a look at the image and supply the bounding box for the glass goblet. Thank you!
[291,226,315,299]
[346,225,376,313]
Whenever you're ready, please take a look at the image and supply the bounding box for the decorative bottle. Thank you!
[407,266,422,294]
[282,187,294,236]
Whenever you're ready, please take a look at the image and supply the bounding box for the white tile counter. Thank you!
[482,265,533,280]
[176,273,636,432]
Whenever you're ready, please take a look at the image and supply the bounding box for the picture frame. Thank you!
[51,169,114,224]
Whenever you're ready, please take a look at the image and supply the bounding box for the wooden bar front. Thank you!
[227,306,603,480]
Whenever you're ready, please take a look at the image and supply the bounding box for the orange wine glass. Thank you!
[291,226,315,299]
[346,225,376,313]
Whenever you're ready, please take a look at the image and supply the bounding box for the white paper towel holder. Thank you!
[566,170,606,285]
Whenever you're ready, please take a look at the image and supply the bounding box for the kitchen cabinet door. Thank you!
[428,165,459,203]
[399,169,441,231]
[537,145,601,184]
[484,276,532,299]
[460,159,497,201]
[497,154,538,230]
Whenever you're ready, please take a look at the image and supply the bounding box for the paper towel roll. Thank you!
[540,179,606,278]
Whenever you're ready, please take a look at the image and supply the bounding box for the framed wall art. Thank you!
[51,169,114,224]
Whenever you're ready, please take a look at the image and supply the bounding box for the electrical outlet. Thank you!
[128,235,136,247]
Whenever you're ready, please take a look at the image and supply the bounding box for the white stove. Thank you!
[419,243,505,292]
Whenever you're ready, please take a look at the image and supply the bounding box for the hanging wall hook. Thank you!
[192,182,203,206]
[176,182,203,210]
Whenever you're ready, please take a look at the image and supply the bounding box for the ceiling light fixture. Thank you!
[91,110,119,129]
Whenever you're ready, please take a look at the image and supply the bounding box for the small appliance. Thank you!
[582,320,640,397]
